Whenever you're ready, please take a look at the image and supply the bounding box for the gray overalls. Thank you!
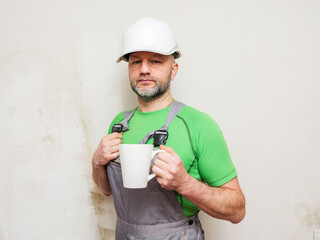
[106,102,205,240]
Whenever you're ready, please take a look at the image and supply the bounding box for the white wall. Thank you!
[1,1,319,240]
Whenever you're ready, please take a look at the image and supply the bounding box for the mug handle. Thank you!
[147,149,165,181]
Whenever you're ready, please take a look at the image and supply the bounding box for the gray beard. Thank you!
[132,81,170,100]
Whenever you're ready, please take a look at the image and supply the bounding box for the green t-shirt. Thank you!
[108,104,237,217]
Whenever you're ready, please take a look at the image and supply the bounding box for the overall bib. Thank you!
[106,102,205,240]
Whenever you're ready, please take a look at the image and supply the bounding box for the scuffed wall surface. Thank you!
[0,49,100,238]
[91,192,116,239]
[1,1,320,240]
[0,1,119,239]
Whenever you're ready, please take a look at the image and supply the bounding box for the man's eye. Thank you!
[131,61,141,64]
[151,60,160,64]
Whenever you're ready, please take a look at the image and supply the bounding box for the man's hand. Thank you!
[92,132,123,196]
[92,132,123,169]
[152,144,246,223]
[152,145,190,192]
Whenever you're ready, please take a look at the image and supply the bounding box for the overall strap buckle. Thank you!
[153,130,168,147]
[111,123,123,133]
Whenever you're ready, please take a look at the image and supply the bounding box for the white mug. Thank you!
[119,144,164,189]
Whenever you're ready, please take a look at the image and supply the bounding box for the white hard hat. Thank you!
[117,18,181,63]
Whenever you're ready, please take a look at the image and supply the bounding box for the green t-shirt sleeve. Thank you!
[107,112,124,134]
[196,114,237,187]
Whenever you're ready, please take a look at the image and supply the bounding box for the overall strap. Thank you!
[139,101,185,144]
[111,108,137,133]
[122,109,137,131]
[161,101,185,130]
[111,109,136,163]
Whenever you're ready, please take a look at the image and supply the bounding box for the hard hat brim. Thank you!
[116,49,181,63]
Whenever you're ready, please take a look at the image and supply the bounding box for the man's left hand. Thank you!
[152,145,190,192]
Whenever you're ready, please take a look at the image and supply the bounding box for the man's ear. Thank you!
[171,62,179,81]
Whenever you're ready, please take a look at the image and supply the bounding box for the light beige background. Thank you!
[1,1,319,240]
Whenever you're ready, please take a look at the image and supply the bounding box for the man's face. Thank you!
[128,51,178,100]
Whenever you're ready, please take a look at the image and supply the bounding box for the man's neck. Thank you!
[138,91,174,112]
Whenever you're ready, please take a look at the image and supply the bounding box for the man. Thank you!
[92,18,246,239]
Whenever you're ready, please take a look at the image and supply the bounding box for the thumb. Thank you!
[159,145,175,155]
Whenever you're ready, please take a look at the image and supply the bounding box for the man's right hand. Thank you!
[92,132,123,169]
[92,132,123,196]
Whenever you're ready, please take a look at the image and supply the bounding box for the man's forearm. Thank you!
[92,163,112,196]
[178,176,246,223]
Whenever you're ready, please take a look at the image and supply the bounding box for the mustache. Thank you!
[134,76,158,82]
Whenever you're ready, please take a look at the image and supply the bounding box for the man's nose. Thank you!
[139,60,151,75]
